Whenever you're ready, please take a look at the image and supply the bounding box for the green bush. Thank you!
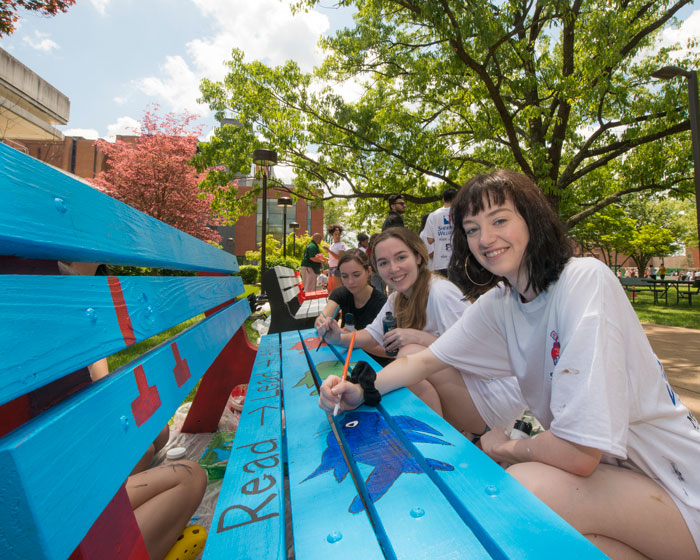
[239,265,259,284]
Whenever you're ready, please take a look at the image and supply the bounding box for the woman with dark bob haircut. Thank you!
[319,170,700,559]
[449,169,573,298]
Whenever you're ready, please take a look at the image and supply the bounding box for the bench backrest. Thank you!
[271,266,302,303]
[0,143,250,559]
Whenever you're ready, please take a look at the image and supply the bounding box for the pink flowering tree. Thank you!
[92,107,221,244]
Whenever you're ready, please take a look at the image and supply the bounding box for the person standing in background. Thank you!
[300,233,327,293]
[382,194,406,231]
[357,232,370,253]
[423,188,457,277]
[324,224,347,292]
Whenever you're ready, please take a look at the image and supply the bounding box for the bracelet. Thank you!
[347,361,382,407]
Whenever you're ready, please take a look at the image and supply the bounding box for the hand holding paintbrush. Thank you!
[333,329,356,416]
[316,305,340,352]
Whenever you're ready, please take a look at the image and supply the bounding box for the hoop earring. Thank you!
[464,253,494,286]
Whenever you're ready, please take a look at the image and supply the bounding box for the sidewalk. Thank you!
[643,323,700,417]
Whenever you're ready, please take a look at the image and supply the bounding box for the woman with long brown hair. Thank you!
[317,226,525,438]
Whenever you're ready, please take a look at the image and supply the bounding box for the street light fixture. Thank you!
[652,65,700,247]
[252,149,278,281]
[289,221,300,257]
[277,196,293,258]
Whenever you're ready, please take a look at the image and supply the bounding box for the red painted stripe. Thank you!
[108,277,136,345]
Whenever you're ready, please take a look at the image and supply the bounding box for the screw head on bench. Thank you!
[85,308,97,322]
[326,530,343,543]
[410,507,425,518]
[485,485,499,496]
[120,416,129,430]
[54,197,67,213]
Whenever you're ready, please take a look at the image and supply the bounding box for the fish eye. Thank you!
[345,420,359,428]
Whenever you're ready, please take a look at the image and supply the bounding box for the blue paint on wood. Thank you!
[0,142,238,272]
[0,299,250,560]
[203,334,286,560]
[279,330,385,560]
[0,275,244,406]
[379,390,608,558]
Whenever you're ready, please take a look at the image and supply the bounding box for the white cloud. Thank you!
[661,9,700,58]
[113,96,128,105]
[89,0,110,16]
[135,0,330,116]
[136,55,207,116]
[63,128,99,139]
[104,116,141,141]
[23,31,59,53]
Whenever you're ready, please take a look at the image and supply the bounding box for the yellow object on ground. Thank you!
[163,524,207,560]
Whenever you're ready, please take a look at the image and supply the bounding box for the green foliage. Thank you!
[195,1,697,227]
[245,233,302,271]
[238,265,259,284]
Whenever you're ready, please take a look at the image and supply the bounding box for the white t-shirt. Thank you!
[366,276,526,429]
[365,277,466,343]
[430,257,700,547]
[328,241,347,268]
[423,206,453,271]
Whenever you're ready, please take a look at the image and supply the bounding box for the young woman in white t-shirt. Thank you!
[317,226,525,438]
[320,170,700,559]
[323,223,347,292]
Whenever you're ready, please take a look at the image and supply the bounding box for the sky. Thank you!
[0,0,354,144]
[1,0,699,153]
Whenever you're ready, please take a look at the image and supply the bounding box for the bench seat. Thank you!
[204,328,608,559]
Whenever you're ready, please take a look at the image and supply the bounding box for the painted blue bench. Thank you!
[204,328,608,559]
[0,142,256,559]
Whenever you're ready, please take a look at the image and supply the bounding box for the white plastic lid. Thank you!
[166,447,187,460]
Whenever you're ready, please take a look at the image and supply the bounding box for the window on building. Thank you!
[257,198,297,244]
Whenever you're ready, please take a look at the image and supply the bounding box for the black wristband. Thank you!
[347,361,382,407]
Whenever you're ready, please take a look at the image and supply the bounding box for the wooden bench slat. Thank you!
[278,330,386,559]
[0,299,250,560]
[0,275,244,406]
[203,334,286,560]
[0,143,238,272]
[378,375,608,558]
[306,335,492,559]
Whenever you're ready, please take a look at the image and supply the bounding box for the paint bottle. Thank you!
[382,311,398,356]
[345,313,355,332]
[509,419,533,440]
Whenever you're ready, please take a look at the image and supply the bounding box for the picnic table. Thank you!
[621,277,700,306]
[204,328,607,559]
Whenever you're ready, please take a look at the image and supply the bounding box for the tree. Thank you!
[195,1,697,226]
[0,0,75,36]
[91,108,222,244]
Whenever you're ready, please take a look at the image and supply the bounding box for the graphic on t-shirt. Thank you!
[443,214,450,225]
[550,330,561,366]
[304,411,454,513]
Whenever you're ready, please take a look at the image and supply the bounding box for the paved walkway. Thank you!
[643,323,700,417]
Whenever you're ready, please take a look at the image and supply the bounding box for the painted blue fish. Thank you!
[303,411,454,513]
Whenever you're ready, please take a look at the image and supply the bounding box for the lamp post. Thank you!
[652,65,700,246]
[277,196,293,258]
[289,221,300,257]
[252,149,278,281]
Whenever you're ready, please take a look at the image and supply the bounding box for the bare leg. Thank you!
[398,344,486,437]
[127,460,207,560]
[131,425,170,475]
[507,461,700,560]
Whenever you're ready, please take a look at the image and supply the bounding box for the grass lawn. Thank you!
[624,288,700,330]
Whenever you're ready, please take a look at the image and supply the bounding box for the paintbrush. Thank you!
[316,305,340,352]
[333,329,356,416]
